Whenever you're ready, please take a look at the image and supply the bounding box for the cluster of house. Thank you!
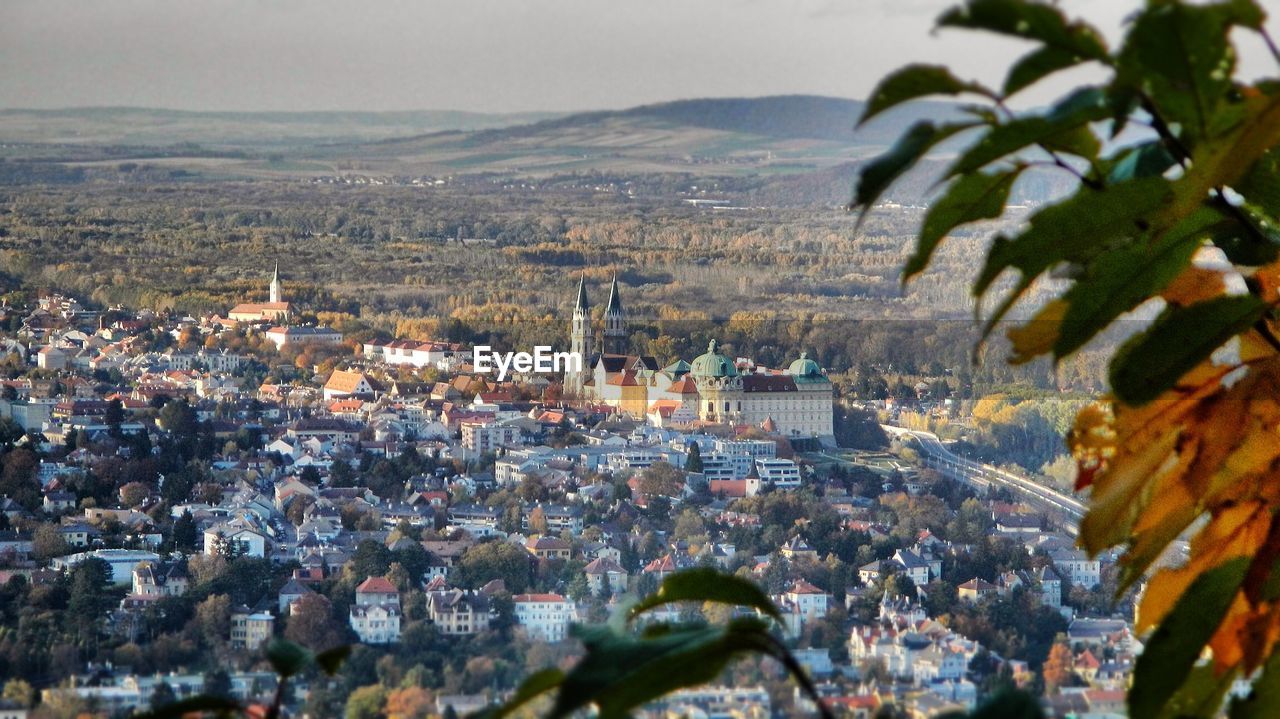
[0,286,1146,718]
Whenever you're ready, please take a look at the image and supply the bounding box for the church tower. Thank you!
[602,275,627,356]
[269,262,283,304]
[566,275,591,397]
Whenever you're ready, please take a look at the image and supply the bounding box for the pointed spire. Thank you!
[575,273,589,312]
[605,275,623,314]
[269,262,282,303]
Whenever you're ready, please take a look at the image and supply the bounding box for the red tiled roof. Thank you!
[512,593,567,603]
[356,576,397,594]
[666,377,700,394]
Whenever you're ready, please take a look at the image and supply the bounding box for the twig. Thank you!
[1262,28,1280,66]
[1140,96,1192,166]
[1212,188,1271,245]
[995,97,1104,190]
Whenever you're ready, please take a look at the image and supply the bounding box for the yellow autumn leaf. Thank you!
[1079,425,1181,556]
[1138,501,1271,633]
[1006,299,1066,364]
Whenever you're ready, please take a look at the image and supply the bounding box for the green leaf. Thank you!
[1106,141,1178,184]
[858,64,992,126]
[851,120,977,213]
[1231,645,1280,719]
[1110,296,1269,405]
[265,639,311,679]
[975,176,1172,298]
[947,86,1108,178]
[1052,207,1225,358]
[130,695,244,719]
[905,167,1023,280]
[1115,0,1263,144]
[314,645,351,676]
[1003,46,1084,97]
[474,668,566,719]
[553,619,811,719]
[629,568,782,622]
[1130,558,1249,719]
[1211,206,1280,266]
[1165,662,1239,719]
[939,0,1109,62]
[1236,148,1280,221]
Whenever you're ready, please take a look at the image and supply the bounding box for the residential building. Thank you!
[230,608,274,649]
[512,593,578,642]
[426,588,491,636]
[350,576,402,644]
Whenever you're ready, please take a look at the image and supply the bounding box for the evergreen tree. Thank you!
[684,442,703,473]
[149,681,176,709]
[173,510,198,552]
[203,668,232,699]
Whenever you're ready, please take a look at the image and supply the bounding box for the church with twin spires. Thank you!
[564,276,834,439]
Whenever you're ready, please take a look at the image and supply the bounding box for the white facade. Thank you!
[512,593,579,642]
[461,422,520,452]
[51,549,160,585]
[203,525,268,558]
[350,578,402,644]
[756,458,801,488]
[1050,549,1102,589]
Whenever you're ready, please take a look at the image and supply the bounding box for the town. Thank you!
[0,269,1146,718]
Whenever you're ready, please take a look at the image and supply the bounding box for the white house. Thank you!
[1049,548,1102,589]
[512,593,578,642]
[203,523,269,558]
[755,458,801,489]
[584,556,628,594]
[781,579,830,621]
[350,576,402,644]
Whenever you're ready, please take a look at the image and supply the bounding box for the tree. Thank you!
[195,594,232,647]
[1042,642,1076,693]
[0,448,39,509]
[2,679,33,708]
[855,0,1280,712]
[173,509,198,552]
[67,557,112,631]
[105,398,124,436]
[684,443,703,473]
[284,593,343,652]
[638,462,683,499]
[345,685,387,719]
[673,509,706,541]
[350,539,393,580]
[32,522,68,561]
[527,505,548,535]
[454,540,533,593]
[385,686,433,719]
[149,681,176,709]
[203,668,232,699]
[119,480,150,508]
[159,398,199,438]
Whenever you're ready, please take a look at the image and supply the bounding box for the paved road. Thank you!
[881,425,1086,534]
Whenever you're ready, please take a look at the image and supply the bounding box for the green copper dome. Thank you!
[787,351,822,377]
[690,340,738,379]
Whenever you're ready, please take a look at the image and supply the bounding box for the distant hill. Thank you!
[0,106,564,147]
[0,96,1076,204]
[470,95,963,145]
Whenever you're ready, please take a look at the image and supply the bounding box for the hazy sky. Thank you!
[2,0,1276,113]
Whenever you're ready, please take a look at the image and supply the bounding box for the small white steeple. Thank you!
[269,262,282,304]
